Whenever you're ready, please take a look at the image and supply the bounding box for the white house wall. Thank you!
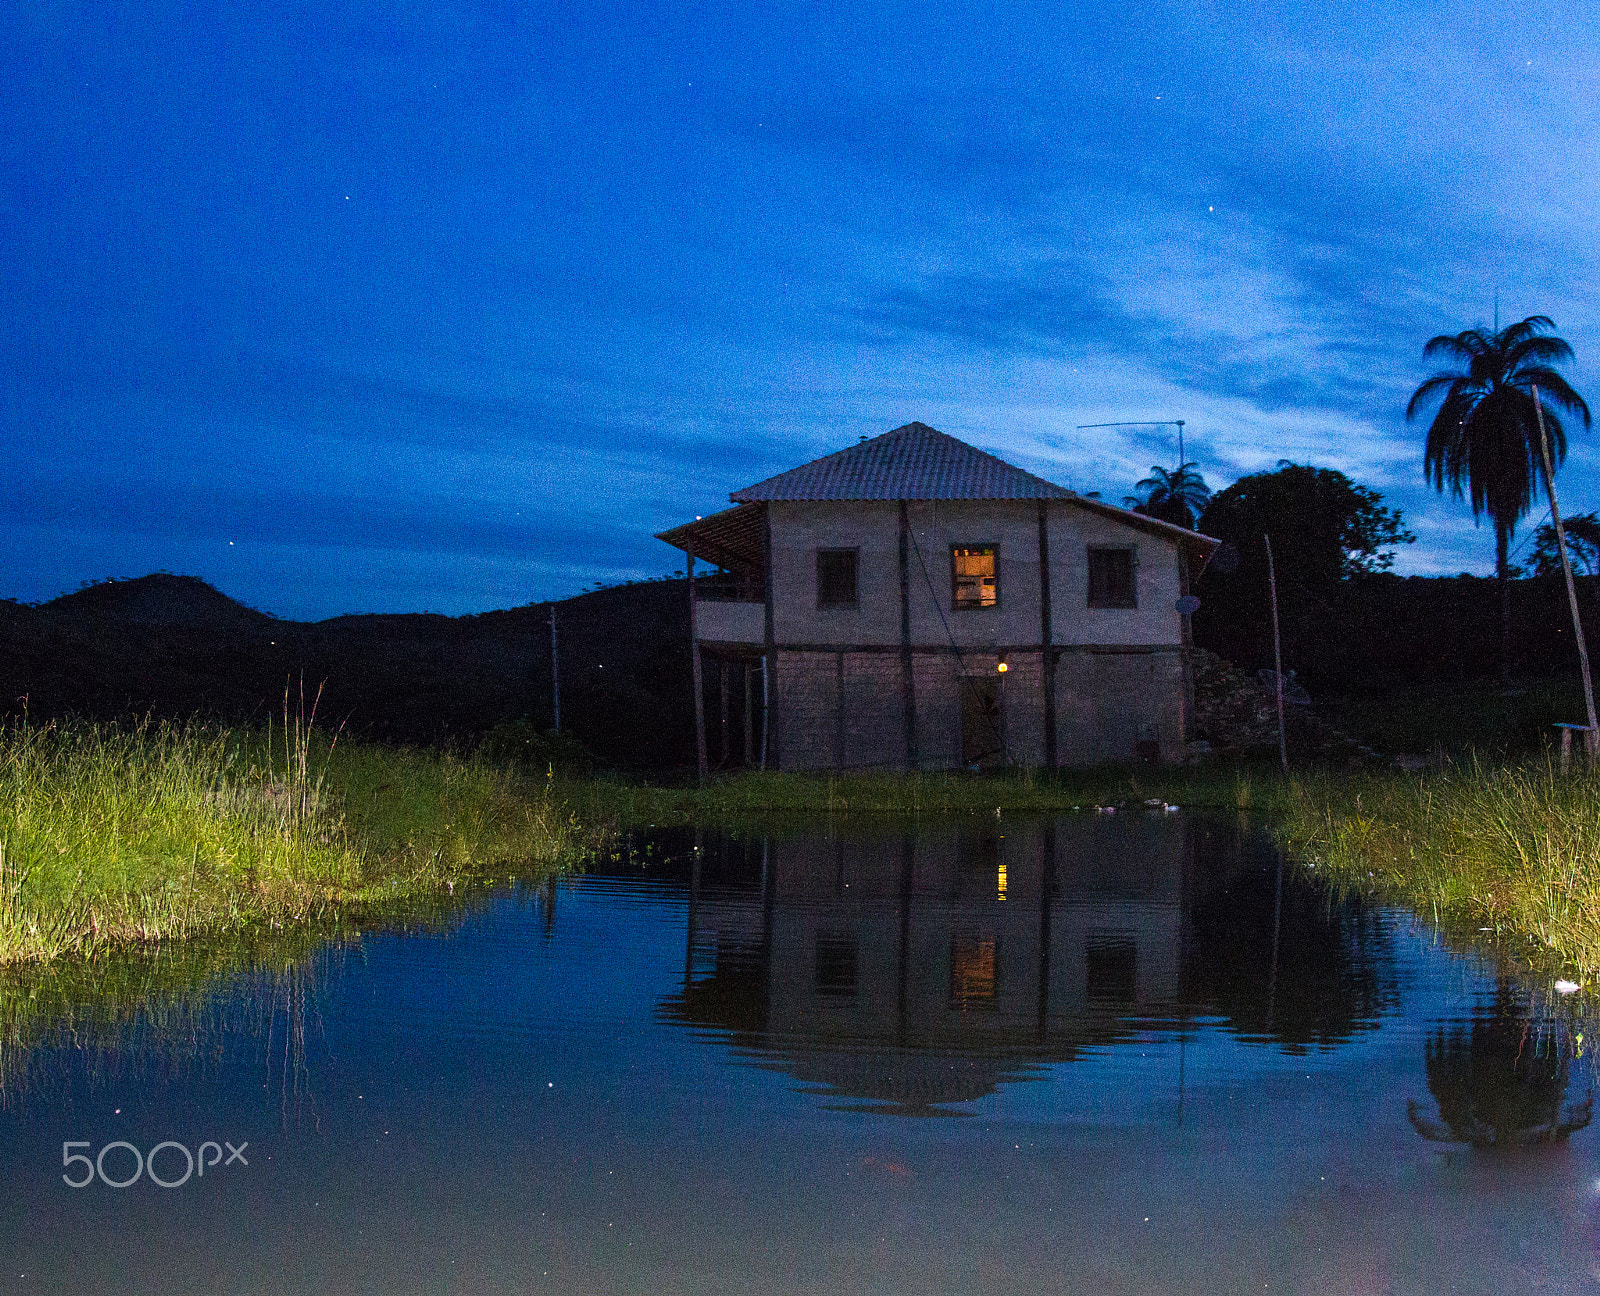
[698,497,1194,769]
[767,499,1186,649]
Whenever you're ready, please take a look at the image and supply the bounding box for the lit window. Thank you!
[816,549,858,609]
[951,545,998,609]
[1087,546,1137,608]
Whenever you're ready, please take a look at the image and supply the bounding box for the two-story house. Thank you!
[657,422,1219,773]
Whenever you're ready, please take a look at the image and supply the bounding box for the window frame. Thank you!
[1086,545,1138,609]
[949,542,1001,612]
[815,546,860,610]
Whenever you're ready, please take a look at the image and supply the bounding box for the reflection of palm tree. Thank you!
[1127,463,1210,529]
[1408,979,1593,1148]
[1407,316,1591,684]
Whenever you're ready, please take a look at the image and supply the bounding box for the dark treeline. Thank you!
[4,565,1598,768]
[0,574,693,771]
[1192,566,1600,697]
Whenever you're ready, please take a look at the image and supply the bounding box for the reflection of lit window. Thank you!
[952,545,998,609]
[814,932,858,998]
[950,934,998,1008]
[996,862,1007,900]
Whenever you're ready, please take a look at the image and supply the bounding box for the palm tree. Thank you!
[1407,315,1590,684]
[1128,462,1210,529]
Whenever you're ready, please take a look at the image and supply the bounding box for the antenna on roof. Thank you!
[1076,420,1189,471]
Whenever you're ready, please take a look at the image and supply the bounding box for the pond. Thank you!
[1,812,1596,1294]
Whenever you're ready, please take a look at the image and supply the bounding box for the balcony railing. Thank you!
[695,572,765,603]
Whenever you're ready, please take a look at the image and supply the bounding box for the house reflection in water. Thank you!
[657,814,1395,1115]
[660,817,1192,1115]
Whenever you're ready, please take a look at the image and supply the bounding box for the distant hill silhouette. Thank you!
[0,574,701,770]
[44,573,283,632]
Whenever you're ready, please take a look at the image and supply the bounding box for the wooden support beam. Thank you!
[834,649,846,772]
[689,551,707,785]
[719,660,730,767]
[1037,499,1057,769]
[761,504,779,771]
[743,663,754,767]
[898,500,918,771]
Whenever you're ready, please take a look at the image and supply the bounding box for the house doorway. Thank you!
[959,675,1004,768]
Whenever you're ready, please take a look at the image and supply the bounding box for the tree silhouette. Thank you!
[1407,979,1592,1148]
[1407,316,1590,685]
[1529,511,1600,579]
[1126,462,1211,529]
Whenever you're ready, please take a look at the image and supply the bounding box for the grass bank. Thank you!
[570,760,1600,987]
[558,760,1294,827]
[1277,760,1600,981]
[0,719,596,965]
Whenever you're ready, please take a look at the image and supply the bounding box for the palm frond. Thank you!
[1521,369,1592,426]
[1505,334,1575,369]
[1407,373,1461,420]
[1422,330,1486,363]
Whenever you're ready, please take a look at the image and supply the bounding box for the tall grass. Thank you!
[1278,759,1600,979]
[0,718,597,965]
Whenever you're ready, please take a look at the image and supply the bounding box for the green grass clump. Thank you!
[0,719,595,965]
[1277,759,1600,979]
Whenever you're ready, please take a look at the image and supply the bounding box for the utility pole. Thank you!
[1532,384,1599,760]
[550,604,561,732]
[1265,534,1288,774]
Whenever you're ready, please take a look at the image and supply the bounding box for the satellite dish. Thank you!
[1257,669,1312,706]
[1175,595,1201,615]
[1208,543,1241,576]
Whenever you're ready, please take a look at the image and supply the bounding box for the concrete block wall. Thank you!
[775,647,1073,771]
[1055,650,1184,766]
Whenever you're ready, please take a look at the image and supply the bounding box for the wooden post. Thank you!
[689,551,707,784]
[549,603,561,732]
[1265,534,1288,773]
[834,649,846,772]
[719,660,730,767]
[761,504,778,771]
[743,663,753,767]
[898,500,918,771]
[760,655,769,771]
[1037,499,1057,768]
[1533,384,1600,761]
[1177,541,1195,745]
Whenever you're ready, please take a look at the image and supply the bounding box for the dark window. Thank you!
[951,544,998,609]
[1086,931,1137,1003]
[814,932,858,998]
[816,549,858,608]
[1087,546,1137,608]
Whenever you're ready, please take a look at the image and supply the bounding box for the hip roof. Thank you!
[729,422,1077,502]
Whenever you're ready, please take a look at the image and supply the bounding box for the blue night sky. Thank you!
[4,0,1598,620]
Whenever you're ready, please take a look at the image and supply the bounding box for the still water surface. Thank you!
[2,813,1596,1294]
